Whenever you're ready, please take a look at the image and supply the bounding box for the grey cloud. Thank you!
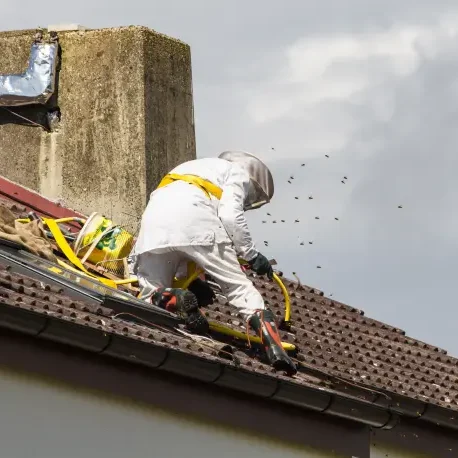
[245,32,458,355]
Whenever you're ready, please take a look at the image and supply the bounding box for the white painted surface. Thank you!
[0,367,342,458]
[47,24,88,32]
[371,442,434,458]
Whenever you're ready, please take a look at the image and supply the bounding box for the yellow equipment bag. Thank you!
[73,212,134,273]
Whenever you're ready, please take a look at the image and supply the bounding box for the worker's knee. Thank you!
[224,283,265,315]
[137,275,162,302]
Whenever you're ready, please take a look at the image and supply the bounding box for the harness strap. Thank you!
[157,173,223,200]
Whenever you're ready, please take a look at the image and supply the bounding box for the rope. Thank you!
[111,312,239,365]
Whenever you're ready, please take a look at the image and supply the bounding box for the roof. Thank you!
[1,177,458,433]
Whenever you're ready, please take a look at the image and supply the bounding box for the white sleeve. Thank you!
[217,166,258,262]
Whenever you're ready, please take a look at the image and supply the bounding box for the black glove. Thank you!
[248,252,274,279]
[188,278,216,307]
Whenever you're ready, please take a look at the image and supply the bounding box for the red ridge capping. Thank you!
[0,176,86,221]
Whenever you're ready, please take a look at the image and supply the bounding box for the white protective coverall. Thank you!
[130,155,269,316]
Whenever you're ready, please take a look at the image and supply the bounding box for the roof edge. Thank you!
[5,297,458,432]
[0,301,399,429]
[0,175,85,220]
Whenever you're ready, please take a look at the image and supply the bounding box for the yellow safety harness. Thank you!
[157,173,223,200]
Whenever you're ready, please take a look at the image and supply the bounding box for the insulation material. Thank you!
[0,204,57,262]
[0,42,58,106]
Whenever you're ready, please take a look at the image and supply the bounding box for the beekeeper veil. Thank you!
[218,151,274,210]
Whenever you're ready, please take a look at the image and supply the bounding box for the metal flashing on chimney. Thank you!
[0,39,58,106]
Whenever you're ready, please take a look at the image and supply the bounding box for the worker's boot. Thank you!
[248,308,297,376]
[151,288,209,335]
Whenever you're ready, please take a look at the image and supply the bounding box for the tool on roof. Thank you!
[42,218,118,288]
[18,212,79,242]
[15,214,130,289]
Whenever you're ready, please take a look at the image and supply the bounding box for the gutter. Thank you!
[1,292,457,432]
[0,299,408,431]
[371,388,458,431]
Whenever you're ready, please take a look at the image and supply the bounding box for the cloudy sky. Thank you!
[2,0,458,355]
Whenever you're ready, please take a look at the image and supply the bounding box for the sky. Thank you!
[2,0,458,356]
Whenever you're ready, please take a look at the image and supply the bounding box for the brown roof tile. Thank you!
[0,196,28,216]
[202,271,458,414]
[4,247,458,434]
[0,260,325,389]
[241,272,458,410]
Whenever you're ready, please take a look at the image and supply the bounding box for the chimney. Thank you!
[0,25,196,232]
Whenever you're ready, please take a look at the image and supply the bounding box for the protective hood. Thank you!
[218,151,274,210]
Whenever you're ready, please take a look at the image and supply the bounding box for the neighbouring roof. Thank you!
[1,178,458,433]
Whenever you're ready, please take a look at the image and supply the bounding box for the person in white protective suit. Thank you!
[129,151,297,375]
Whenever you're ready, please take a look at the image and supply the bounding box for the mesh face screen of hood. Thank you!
[218,151,274,208]
[244,180,269,210]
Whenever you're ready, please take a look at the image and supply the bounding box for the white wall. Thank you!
[0,367,343,458]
